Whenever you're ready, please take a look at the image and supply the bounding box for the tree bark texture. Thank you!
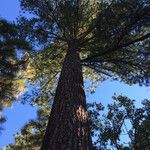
[41,41,93,150]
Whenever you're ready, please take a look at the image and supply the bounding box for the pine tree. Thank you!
[0,19,31,101]
[18,0,150,149]
[0,19,31,130]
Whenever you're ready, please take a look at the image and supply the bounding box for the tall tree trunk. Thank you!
[41,41,93,150]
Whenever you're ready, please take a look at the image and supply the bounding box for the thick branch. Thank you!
[82,33,150,62]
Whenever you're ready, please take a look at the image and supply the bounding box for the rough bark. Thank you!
[41,40,93,150]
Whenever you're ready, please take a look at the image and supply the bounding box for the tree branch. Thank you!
[82,33,150,62]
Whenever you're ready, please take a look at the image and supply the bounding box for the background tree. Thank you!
[0,19,31,130]
[18,0,150,149]
[6,96,51,150]
[89,96,150,150]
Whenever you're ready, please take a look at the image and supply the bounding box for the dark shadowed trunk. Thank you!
[133,128,139,150]
[41,40,93,150]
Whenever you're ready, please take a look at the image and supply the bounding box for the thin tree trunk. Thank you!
[41,40,93,150]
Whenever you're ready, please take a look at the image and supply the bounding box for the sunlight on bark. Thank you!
[76,105,88,122]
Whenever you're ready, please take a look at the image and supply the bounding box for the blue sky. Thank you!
[0,0,20,21]
[0,0,150,148]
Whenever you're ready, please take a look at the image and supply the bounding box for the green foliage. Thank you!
[89,96,150,150]
[19,0,99,42]
[0,19,31,102]
[82,0,150,86]
[0,19,31,130]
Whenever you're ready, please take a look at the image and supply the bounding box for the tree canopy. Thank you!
[14,0,150,112]
[18,0,150,87]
